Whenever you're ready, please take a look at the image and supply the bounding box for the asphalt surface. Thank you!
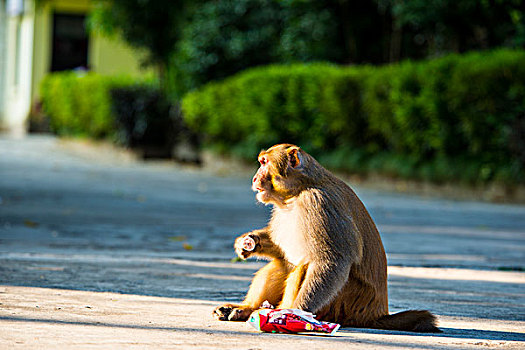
[0,135,524,349]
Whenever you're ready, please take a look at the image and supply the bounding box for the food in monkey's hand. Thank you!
[247,308,340,335]
[242,235,256,251]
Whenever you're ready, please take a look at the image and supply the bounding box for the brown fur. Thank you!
[214,144,440,333]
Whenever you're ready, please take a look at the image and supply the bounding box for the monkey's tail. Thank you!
[371,310,442,333]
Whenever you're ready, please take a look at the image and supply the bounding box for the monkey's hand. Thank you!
[234,229,284,260]
[234,233,261,259]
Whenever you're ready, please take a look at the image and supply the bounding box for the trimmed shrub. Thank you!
[183,63,368,159]
[111,84,172,149]
[446,50,525,182]
[110,84,199,160]
[40,72,200,161]
[182,49,525,184]
[40,72,138,138]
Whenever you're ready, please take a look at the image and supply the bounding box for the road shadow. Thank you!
[1,314,524,347]
[341,326,525,342]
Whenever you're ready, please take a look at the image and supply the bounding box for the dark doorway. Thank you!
[51,13,89,72]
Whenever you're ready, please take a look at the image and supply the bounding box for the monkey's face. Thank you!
[252,144,304,206]
[252,152,274,203]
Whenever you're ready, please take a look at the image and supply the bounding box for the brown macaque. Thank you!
[214,144,440,332]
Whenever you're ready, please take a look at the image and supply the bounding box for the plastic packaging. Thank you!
[247,308,340,335]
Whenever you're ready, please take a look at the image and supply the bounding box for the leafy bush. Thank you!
[40,72,200,161]
[110,84,199,159]
[182,49,525,184]
[446,50,525,181]
[40,72,137,138]
[182,63,367,159]
[363,54,469,162]
[111,84,172,148]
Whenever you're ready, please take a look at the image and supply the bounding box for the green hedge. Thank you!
[182,64,367,157]
[40,72,141,138]
[181,49,525,184]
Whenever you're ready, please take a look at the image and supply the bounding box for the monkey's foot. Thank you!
[213,304,254,321]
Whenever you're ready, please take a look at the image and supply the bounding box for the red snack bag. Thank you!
[247,308,340,335]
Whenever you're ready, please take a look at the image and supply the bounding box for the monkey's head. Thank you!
[252,144,323,206]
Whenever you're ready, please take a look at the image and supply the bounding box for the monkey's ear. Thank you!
[287,146,302,169]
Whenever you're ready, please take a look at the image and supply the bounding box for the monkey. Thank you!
[213,144,440,332]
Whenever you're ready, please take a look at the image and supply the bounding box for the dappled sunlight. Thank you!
[388,266,525,284]
[380,224,525,239]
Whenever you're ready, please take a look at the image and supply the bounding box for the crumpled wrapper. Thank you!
[247,308,340,335]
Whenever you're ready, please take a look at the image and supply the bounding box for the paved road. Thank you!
[0,135,524,349]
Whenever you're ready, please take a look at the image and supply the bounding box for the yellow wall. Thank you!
[31,0,151,102]
[90,34,151,77]
[32,1,52,104]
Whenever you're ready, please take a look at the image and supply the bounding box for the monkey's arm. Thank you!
[235,228,285,260]
[288,190,362,313]
[291,257,352,312]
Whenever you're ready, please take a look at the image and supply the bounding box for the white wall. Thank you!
[1,0,34,135]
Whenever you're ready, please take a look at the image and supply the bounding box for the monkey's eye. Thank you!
[259,157,267,166]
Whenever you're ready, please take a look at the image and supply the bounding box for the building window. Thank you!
[51,13,89,71]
